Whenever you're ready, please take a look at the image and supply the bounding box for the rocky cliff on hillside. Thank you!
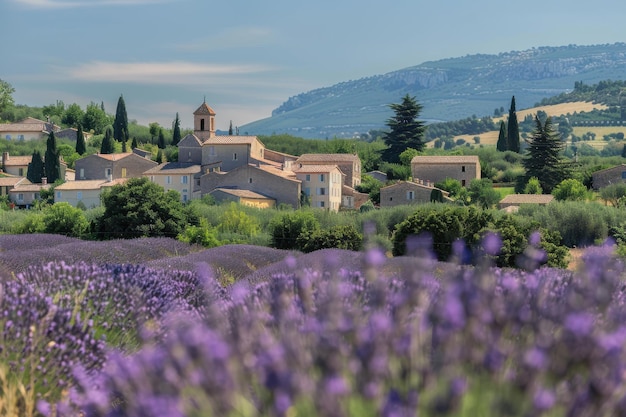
[241,43,626,139]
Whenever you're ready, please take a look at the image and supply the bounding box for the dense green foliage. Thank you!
[44,131,61,183]
[297,224,363,253]
[521,116,571,193]
[100,126,115,154]
[26,150,44,184]
[391,204,568,268]
[113,95,129,142]
[269,210,320,250]
[0,79,15,115]
[382,94,426,163]
[425,115,496,142]
[95,177,198,239]
[42,202,89,237]
[552,178,588,201]
[172,112,181,146]
[496,120,507,152]
[506,96,520,153]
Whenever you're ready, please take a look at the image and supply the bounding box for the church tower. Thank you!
[193,98,216,142]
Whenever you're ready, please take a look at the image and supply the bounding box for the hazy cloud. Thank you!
[175,27,276,51]
[63,61,276,84]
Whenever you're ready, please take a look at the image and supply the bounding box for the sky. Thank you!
[1,0,625,132]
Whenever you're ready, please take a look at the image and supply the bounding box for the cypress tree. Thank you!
[155,149,163,164]
[382,94,426,164]
[100,126,115,154]
[27,150,45,183]
[76,124,86,155]
[122,137,127,153]
[172,113,181,146]
[131,136,138,149]
[158,129,166,149]
[113,94,128,142]
[229,120,233,136]
[523,116,570,193]
[44,131,61,183]
[507,96,520,153]
[496,120,507,151]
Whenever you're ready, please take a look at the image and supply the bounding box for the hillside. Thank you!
[240,43,626,139]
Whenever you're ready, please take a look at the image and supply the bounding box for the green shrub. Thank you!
[297,225,363,253]
[177,218,220,248]
[42,203,89,237]
[269,210,319,250]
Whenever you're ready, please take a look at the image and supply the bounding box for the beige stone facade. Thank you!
[143,163,201,202]
[296,153,361,188]
[54,179,127,208]
[201,164,301,208]
[294,165,344,211]
[9,183,50,208]
[411,155,480,187]
[380,180,450,208]
[74,153,157,181]
[210,188,276,208]
[0,117,59,141]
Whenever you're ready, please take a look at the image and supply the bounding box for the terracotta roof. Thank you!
[0,177,28,187]
[381,180,440,191]
[499,194,554,205]
[143,163,201,175]
[10,183,50,192]
[211,188,272,199]
[193,101,216,116]
[411,155,480,164]
[179,134,203,146]
[297,153,359,163]
[203,136,259,145]
[55,178,127,191]
[592,164,626,175]
[293,164,344,174]
[92,152,133,161]
[254,164,299,181]
[3,155,32,166]
[0,123,48,133]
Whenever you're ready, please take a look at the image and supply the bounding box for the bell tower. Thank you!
[193,97,216,141]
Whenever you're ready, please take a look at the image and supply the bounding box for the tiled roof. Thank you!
[0,177,27,187]
[212,188,272,199]
[10,183,50,192]
[203,136,259,145]
[193,101,216,116]
[92,152,133,161]
[55,178,127,191]
[293,164,343,174]
[380,180,438,191]
[411,155,480,164]
[0,123,47,133]
[143,163,201,175]
[254,164,300,181]
[297,153,359,163]
[179,134,203,146]
[499,194,554,204]
[3,155,32,166]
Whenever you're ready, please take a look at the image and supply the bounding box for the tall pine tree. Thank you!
[76,124,86,155]
[172,113,181,146]
[27,150,44,183]
[382,94,426,164]
[158,129,166,149]
[496,120,507,151]
[523,116,570,193]
[113,94,129,142]
[44,131,61,183]
[100,126,115,154]
[507,96,520,153]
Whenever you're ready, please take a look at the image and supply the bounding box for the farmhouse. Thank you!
[411,155,480,187]
[9,182,51,208]
[74,152,157,181]
[380,180,451,208]
[143,162,202,203]
[498,194,554,212]
[54,178,128,208]
[0,117,59,141]
[591,164,626,190]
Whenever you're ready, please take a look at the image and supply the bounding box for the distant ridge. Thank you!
[240,43,626,139]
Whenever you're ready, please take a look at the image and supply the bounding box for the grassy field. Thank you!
[442,101,615,147]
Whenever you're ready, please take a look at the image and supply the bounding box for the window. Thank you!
[209,146,215,156]
[407,191,414,200]
[18,135,24,141]
[18,168,24,176]
[56,191,62,199]
[181,176,188,184]
[5,135,10,140]
[183,194,188,202]
[319,174,325,182]
[166,176,171,184]
[462,166,466,172]
[105,168,112,178]
[121,168,127,178]
[77,191,82,200]
[462,180,466,187]
[79,168,85,179]
[317,187,326,195]
[622,171,626,179]
[249,177,253,184]
[34,193,39,200]
[200,119,205,131]
[305,174,311,182]
[17,193,24,201]
[233,153,238,161]
[319,201,325,208]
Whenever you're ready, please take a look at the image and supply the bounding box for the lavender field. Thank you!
[2,233,626,416]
